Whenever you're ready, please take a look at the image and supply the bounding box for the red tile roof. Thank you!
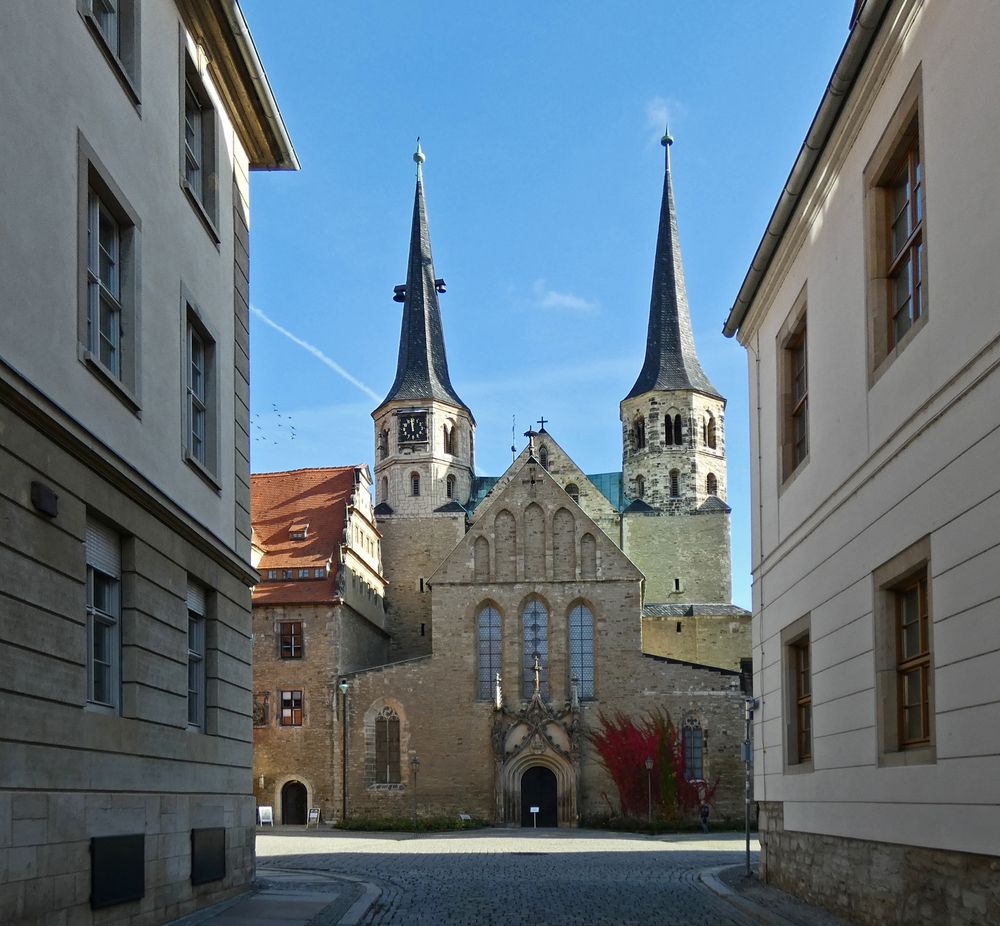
[251,466,358,605]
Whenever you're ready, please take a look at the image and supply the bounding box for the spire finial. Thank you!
[413,137,425,179]
[661,123,673,169]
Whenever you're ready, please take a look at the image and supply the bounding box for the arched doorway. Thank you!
[281,780,307,825]
[520,766,558,827]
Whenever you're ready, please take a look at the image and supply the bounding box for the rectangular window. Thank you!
[187,580,206,730]
[874,537,934,765]
[184,303,217,479]
[279,622,303,659]
[793,637,812,762]
[781,614,812,769]
[280,690,303,726]
[86,519,121,711]
[182,53,218,230]
[79,0,140,101]
[779,299,808,482]
[79,138,140,403]
[865,73,926,379]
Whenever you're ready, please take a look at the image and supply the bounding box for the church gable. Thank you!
[430,457,642,586]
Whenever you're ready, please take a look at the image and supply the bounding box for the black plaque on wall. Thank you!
[191,827,226,885]
[90,834,145,908]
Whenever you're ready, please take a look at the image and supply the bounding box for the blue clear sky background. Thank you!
[240,1,852,610]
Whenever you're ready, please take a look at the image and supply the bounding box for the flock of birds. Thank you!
[252,403,297,445]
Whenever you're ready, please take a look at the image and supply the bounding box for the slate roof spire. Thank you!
[377,141,472,418]
[625,128,721,400]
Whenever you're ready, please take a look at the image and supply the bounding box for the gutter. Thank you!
[722,0,892,338]
[223,1,300,170]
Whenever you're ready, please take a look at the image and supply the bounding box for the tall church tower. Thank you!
[621,130,732,604]
[373,143,474,657]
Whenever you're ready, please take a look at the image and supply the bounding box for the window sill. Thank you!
[181,180,221,245]
[80,349,141,415]
[783,759,814,775]
[185,451,222,492]
[84,700,118,716]
[878,743,936,768]
[79,11,141,111]
[779,453,809,495]
[869,311,928,387]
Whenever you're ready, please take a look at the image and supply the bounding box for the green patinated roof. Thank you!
[466,471,629,514]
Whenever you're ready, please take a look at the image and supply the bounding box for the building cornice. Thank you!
[175,0,298,170]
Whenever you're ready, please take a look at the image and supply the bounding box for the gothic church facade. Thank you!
[251,137,749,827]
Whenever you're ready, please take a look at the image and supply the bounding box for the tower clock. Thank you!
[398,412,428,444]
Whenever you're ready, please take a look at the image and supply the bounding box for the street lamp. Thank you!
[644,756,654,824]
[410,754,420,826]
[338,680,349,821]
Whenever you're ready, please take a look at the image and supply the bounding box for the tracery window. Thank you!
[568,604,594,698]
[683,717,704,780]
[374,707,401,784]
[477,605,502,699]
[522,599,549,699]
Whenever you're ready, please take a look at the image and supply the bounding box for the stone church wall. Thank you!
[641,613,750,671]
[624,509,732,603]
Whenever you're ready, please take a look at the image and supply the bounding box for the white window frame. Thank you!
[86,519,121,713]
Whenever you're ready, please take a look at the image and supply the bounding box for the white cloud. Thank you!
[645,96,686,146]
[531,279,599,315]
[250,305,381,402]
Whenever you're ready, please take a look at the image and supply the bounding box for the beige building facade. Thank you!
[0,2,295,923]
[726,1,1000,922]
[252,140,750,830]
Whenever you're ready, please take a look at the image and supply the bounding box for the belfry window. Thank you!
[446,474,456,499]
[410,473,420,497]
[673,414,683,446]
[706,473,718,496]
[706,414,717,449]
[635,475,645,500]
[632,416,646,451]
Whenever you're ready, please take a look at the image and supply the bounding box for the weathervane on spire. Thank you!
[413,137,425,180]
[662,122,673,170]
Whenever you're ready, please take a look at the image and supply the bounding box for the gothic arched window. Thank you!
[446,474,456,499]
[379,428,389,459]
[539,445,549,469]
[706,473,718,496]
[683,717,704,780]
[636,475,645,500]
[673,414,683,446]
[477,605,502,700]
[569,604,594,699]
[443,423,455,455]
[707,414,717,450]
[410,473,420,497]
[633,415,646,450]
[669,469,680,498]
[374,707,401,784]
[565,483,580,504]
[522,599,549,699]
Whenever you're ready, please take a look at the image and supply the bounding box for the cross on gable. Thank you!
[537,416,548,432]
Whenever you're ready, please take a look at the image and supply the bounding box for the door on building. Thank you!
[520,766,558,827]
[281,781,307,825]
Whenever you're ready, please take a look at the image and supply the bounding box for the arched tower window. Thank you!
[522,599,549,700]
[443,423,455,455]
[569,604,594,699]
[669,469,680,498]
[632,415,646,450]
[683,717,704,780]
[701,416,708,445]
[477,605,502,700]
[446,474,456,499]
[635,475,645,500]
[410,473,420,497]
[706,473,718,496]
[707,414,717,449]
[379,428,389,460]
[538,445,549,469]
[374,707,401,784]
[565,483,580,504]
[673,414,683,446]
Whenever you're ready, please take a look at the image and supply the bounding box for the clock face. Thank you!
[399,413,428,443]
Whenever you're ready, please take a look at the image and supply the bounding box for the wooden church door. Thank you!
[520,766,558,827]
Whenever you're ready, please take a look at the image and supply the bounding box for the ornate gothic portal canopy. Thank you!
[492,669,582,827]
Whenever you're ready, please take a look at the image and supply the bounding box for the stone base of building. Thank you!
[0,790,254,925]
[758,801,1000,925]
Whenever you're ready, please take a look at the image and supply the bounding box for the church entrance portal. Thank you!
[520,766,557,827]
[281,781,307,825]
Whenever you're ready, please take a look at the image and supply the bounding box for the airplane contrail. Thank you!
[251,305,381,402]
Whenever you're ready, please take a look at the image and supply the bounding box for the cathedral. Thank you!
[250,134,750,828]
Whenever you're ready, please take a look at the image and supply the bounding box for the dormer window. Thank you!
[289,522,308,540]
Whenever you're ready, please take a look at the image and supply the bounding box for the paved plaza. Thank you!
[251,828,763,925]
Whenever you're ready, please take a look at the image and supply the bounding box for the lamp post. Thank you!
[410,755,420,826]
[644,756,654,824]
[338,680,349,822]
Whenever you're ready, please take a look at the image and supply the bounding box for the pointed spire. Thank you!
[377,144,472,418]
[625,129,720,401]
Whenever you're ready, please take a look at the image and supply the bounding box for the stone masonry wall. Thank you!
[759,802,1000,925]
[641,613,751,671]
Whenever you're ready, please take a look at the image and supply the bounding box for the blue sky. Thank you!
[240,1,852,610]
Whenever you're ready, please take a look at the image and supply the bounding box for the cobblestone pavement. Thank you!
[257,828,762,925]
